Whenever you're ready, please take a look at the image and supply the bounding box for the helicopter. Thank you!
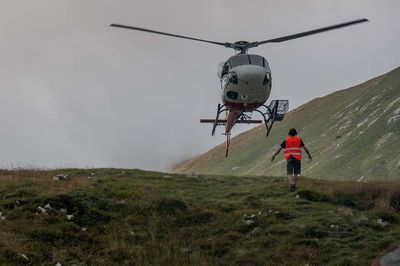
[110,18,368,157]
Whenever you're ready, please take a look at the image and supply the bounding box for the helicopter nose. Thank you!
[236,66,267,85]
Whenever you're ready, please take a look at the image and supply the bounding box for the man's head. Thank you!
[288,128,297,136]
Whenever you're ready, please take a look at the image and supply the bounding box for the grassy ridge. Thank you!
[1,169,400,265]
[174,67,400,180]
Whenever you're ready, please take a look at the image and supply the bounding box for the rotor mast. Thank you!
[226,41,253,54]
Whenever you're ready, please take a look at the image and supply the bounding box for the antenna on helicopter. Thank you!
[110,18,368,54]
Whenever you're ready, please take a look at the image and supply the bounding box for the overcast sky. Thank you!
[0,0,399,170]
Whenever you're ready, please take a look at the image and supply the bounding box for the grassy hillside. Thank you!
[174,67,400,180]
[1,169,400,265]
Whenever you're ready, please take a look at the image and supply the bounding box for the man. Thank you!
[271,128,312,192]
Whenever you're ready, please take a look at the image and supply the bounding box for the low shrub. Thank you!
[176,209,216,225]
[45,190,113,226]
[333,192,360,208]
[29,228,64,243]
[297,190,329,202]
[303,225,328,238]
[371,209,400,224]
[151,198,187,215]
[389,187,400,211]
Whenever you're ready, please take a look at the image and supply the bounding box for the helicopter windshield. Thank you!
[229,54,267,68]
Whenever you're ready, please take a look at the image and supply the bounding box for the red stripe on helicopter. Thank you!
[223,101,265,111]
[200,119,262,124]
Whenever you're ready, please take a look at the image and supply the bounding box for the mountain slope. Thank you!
[174,67,400,180]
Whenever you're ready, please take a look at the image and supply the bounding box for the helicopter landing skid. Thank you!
[200,104,264,136]
[200,100,289,156]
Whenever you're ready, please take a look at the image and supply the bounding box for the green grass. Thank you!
[1,168,400,265]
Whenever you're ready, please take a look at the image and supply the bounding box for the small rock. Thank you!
[20,254,28,261]
[60,208,67,213]
[330,224,339,229]
[338,208,353,217]
[44,203,52,210]
[91,172,95,176]
[180,247,191,254]
[185,172,199,178]
[258,210,262,215]
[243,214,256,221]
[0,212,6,221]
[245,220,255,225]
[377,219,389,227]
[38,206,47,214]
[296,194,300,199]
[81,227,87,232]
[55,263,62,266]
[52,174,68,180]
[66,215,74,221]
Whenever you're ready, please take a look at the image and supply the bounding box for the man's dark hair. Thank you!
[288,128,297,136]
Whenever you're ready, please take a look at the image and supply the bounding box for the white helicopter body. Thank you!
[218,54,272,111]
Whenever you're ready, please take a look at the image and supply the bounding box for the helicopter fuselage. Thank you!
[217,54,271,112]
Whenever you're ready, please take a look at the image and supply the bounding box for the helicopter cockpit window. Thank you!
[229,55,250,68]
[221,62,229,76]
[263,58,269,68]
[248,55,264,67]
[229,55,268,68]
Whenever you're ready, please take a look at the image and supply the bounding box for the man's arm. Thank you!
[271,147,282,162]
[303,145,312,160]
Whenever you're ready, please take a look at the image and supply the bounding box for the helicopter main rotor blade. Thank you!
[255,18,368,46]
[110,23,228,47]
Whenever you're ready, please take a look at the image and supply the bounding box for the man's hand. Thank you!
[303,146,312,161]
[271,147,281,162]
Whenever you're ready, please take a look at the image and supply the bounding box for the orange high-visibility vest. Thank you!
[284,136,302,160]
